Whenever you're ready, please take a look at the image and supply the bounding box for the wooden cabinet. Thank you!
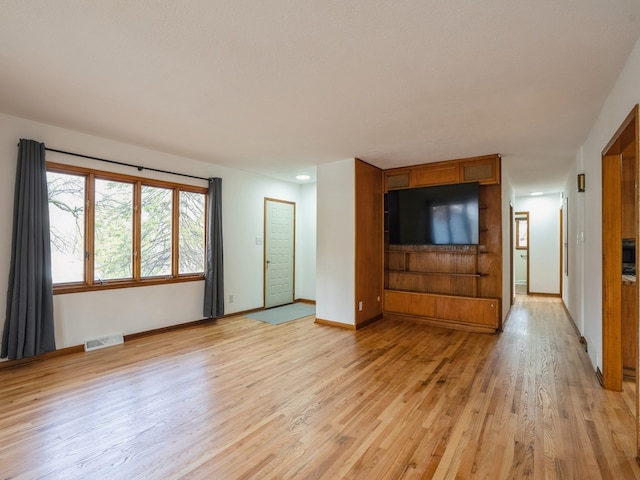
[459,155,501,185]
[382,155,502,333]
[385,171,411,190]
[413,163,459,186]
[384,154,500,191]
[384,290,499,332]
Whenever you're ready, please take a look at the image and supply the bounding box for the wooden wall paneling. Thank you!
[387,251,406,271]
[477,184,502,300]
[355,159,384,327]
[621,144,636,239]
[621,141,637,378]
[622,281,638,375]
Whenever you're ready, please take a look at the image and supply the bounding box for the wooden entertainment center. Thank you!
[383,154,502,333]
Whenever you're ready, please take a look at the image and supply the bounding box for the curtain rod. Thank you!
[42,146,211,182]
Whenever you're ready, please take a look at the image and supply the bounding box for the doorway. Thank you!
[514,211,529,295]
[601,104,639,458]
[264,198,295,308]
[510,203,515,305]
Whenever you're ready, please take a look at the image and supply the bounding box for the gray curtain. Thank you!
[203,177,224,318]
[2,139,56,360]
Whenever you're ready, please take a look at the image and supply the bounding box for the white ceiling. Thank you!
[1,1,640,194]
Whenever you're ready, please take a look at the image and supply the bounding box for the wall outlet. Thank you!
[229,294,234,303]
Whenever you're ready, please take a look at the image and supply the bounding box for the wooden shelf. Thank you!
[382,155,502,332]
[385,248,482,255]
[386,270,486,277]
[386,245,482,251]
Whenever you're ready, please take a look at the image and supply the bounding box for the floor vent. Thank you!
[84,333,124,352]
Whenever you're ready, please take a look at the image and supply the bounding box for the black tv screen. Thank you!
[387,183,480,245]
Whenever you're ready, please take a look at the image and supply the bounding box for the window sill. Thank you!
[53,274,205,295]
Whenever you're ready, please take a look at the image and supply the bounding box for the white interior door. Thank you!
[264,199,295,308]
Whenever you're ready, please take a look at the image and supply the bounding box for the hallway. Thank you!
[500,295,638,478]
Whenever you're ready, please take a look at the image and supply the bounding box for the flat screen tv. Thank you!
[387,182,480,245]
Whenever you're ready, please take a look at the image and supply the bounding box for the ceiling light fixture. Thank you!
[530,192,544,196]
[296,174,310,181]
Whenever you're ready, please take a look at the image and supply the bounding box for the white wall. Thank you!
[296,182,317,301]
[563,149,583,332]
[501,166,516,320]
[515,193,562,295]
[316,158,355,326]
[0,113,316,350]
[571,34,640,370]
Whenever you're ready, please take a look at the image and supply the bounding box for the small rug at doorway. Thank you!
[246,303,316,325]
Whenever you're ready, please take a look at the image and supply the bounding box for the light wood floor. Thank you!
[0,296,638,479]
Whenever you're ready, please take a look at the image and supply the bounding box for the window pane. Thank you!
[179,191,205,274]
[47,171,85,283]
[141,185,173,277]
[94,179,133,281]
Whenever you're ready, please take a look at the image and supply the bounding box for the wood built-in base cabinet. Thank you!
[383,154,502,333]
[384,290,499,333]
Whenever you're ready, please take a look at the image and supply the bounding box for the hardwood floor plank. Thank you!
[0,297,638,479]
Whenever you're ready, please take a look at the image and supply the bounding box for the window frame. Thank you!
[47,162,208,294]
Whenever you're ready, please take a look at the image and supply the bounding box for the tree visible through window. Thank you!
[179,191,205,274]
[46,163,207,292]
[95,179,134,281]
[141,185,172,277]
[48,171,85,284]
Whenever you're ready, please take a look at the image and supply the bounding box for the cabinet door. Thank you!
[413,163,459,186]
[460,156,500,185]
[385,171,411,190]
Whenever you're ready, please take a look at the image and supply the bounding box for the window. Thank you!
[179,191,206,274]
[515,215,528,250]
[48,171,86,284]
[140,185,173,277]
[94,178,134,281]
[46,162,207,293]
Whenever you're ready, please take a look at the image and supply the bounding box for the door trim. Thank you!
[515,211,529,295]
[600,104,639,459]
[510,202,515,305]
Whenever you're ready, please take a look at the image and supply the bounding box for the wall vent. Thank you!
[84,333,124,352]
